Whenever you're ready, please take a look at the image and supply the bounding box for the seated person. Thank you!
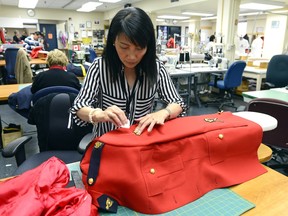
[23,31,43,53]
[13,30,21,44]
[31,49,82,94]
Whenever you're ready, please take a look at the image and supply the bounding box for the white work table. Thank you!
[242,66,267,91]
[168,66,227,108]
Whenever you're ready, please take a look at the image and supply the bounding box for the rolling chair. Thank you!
[263,54,288,89]
[247,98,288,173]
[4,47,19,84]
[88,48,97,63]
[31,85,80,106]
[8,85,80,119]
[206,60,246,110]
[2,92,93,176]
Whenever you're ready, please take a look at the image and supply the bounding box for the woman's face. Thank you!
[114,33,147,69]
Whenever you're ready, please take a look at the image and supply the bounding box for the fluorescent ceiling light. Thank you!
[201,16,217,21]
[157,15,190,20]
[156,19,165,22]
[99,0,121,2]
[182,12,214,17]
[239,12,263,16]
[240,3,284,11]
[77,2,103,12]
[18,0,38,8]
[271,10,288,14]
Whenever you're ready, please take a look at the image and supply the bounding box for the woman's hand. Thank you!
[133,109,170,135]
[93,105,128,127]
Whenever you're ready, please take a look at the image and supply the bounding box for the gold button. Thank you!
[218,134,224,139]
[88,178,94,185]
[150,168,156,174]
[94,141,102,148]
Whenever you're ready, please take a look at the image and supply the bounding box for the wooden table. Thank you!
[242,87,288,103]
[0,83,31,101]
[232,166,288,215]
[0,58,47,66]
[242,66,267,91]
[258,143,272,163]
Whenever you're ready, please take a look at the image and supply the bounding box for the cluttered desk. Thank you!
[0,58,47,67]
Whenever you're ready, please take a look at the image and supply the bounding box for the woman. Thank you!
[13,31,21,44]
[70,7,186,137]
[31,49,81,94]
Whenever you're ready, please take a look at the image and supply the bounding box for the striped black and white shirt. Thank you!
[70,57,186,138]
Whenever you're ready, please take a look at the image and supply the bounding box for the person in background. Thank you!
[13,30,21,44]
[23,31,43,53]
[166,35,175,48]
[40,32,49,51]
[20,30,28,41]
[31,49,81,94]
[70,7,186,138]
[205,34,216,53]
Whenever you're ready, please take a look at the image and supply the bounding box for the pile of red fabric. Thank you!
[0,157,97,216]
[30,46,43,59]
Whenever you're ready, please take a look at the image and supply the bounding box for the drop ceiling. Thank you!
[0,0,287,18]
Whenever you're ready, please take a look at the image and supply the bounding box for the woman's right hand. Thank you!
[94,105,128,127]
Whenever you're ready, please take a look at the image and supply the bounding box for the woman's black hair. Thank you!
[102,7,157,84]
[209,35,216,42]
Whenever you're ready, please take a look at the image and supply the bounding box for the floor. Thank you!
[0,93,287,178]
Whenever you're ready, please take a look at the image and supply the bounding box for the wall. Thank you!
[262,14,288,58]
[0,5,105,47]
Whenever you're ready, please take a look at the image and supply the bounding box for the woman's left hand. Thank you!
[133,109,170,135]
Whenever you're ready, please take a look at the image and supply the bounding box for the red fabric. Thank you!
[0,157,98,216]
[49,65,67,71]
[0,28,6,44]
[81,112,267,214]
[166,37,175,48]
[30,46,43,59]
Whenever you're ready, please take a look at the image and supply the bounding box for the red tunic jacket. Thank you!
[81,112,267,214]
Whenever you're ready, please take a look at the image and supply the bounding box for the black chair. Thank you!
[2,92,92,175]
[31,85,80,105]
[206,60,246,110]
[263,54,288,89]
[247,98,288,173]
[4,47,19,84]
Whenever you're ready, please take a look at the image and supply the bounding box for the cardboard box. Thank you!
[236,80,249,95]
[260,62,268,68]
[2,130,23,148]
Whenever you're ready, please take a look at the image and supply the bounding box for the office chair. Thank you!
[247,98,288,173]
[31,85,80,105]
[8,85,80,119]
[206,60,246,110]
[263,54,288,89]
[88,48,97,63]
[4,47,19,84]
[2,92,93,175]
